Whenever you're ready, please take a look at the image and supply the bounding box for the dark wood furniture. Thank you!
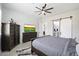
[31,38,46,56]
[14,24,20,46]
[1,23,20,51]
[32,45,46,56]
[23,32,37,43]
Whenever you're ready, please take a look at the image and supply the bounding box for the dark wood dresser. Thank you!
[23,32,37,43]
[1,23,20,51]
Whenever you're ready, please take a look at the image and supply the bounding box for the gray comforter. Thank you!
[32,36,77,56]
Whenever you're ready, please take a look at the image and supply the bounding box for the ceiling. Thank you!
[2,3,79,19]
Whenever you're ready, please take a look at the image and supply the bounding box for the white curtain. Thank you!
[60,18,72,38]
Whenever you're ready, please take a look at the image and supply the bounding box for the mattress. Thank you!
[32,36,73,56]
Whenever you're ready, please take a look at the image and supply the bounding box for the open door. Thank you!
[53,20,60,37]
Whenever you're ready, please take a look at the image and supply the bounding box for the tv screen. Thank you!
[24,24,36,32]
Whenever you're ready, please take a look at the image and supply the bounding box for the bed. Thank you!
[31,35,78,56]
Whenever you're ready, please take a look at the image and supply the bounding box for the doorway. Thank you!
[52,20,60,37]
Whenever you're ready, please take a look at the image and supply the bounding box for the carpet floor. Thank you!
[0,41,37,56]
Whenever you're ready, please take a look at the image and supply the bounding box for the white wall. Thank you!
[0,4,1,34]
[38,17,53,36]
[2,7,38,43]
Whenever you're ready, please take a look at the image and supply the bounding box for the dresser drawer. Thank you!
[23,32,37,43]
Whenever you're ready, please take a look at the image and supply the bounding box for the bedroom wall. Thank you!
[38,16,53,37]
[0,3,1,54]
[1,7,39,43]
[39,8,79,55]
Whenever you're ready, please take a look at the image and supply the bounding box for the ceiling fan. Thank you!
[35,4,54,15]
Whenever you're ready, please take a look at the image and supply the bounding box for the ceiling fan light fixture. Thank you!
[42,11,45,14]
[35,4,53,15]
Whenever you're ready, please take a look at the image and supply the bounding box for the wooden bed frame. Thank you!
[31,38,46,56]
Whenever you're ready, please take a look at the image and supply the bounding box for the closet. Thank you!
[1,23,20,51]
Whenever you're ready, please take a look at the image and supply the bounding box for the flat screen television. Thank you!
[24,25,36,32]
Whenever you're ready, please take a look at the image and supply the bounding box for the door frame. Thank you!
[52,19,61,37]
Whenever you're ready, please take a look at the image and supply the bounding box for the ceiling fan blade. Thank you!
[44,13,46,15]
[39,12,42,15]
[34,11,41,12]
[42,4,47,9]
[45,11,52,13]
[45,7,53,11]
[36,7,42,10]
